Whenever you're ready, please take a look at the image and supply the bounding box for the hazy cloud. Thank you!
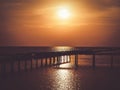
[0,0,120,46]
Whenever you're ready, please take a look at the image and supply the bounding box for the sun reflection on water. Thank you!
[52,66,81,90]
[52,46,74,51]
[55,69,74,90]
[51,55,80,90]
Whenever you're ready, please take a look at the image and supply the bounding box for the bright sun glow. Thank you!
[57,7,71,19]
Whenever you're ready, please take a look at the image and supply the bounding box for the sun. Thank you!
[57,7,71,19]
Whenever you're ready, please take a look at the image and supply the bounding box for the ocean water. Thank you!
[0,63,120,90]
[0,47,120,90]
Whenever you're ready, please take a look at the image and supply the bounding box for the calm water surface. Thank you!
[0,47,120,90]
[0,63,120,90]
[1,63,81,90]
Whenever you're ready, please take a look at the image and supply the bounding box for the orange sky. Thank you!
[0,0,120,46]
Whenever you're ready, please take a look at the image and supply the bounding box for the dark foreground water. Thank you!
[0,63,120,90]
[0,47,120,90]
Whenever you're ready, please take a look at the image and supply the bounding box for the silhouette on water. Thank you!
[0,47,120,90]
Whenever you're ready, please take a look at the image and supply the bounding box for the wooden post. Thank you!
[75,54,78,67]
[41,58,43,67]
[60,56,61,64]
[57,56,60,64]
[66,55,68,62]
[53,57,55,64]
[49,57,52,66]
[57,56,58,64]
[18,59,20,72]
[45,58,48,66]
[111,55,114,69]
[64,56,66,62]
[64,55,66,62]
[36,59,38,69]
[25,60,27,71]
[60,56,62,63]
[30,59,32,70]
[62,56,64,63]
[11,61,14,72]
[69,55,71,62]
[93,54,96,69]
[51,57,53,64]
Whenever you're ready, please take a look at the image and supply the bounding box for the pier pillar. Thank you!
[18,60,21,72]
[69,55,71,62]
[30,59,33,70]
[45,58,48,66]
[92,54,96,69]
[57,56,59,64]
[66,55,68,62]
[36,59,38,69]
[59,56,61,64]
[41,58,43,67]
[11,61,14,72]
[52,57,53,64]
[110,55,114,69]
[64,56,66,62]
[25,60,27,71]
[75,54,78,67]
[53,57,56,64]
[62,56,65,63]
[49,57,52,66]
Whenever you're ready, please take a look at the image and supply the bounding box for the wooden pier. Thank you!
[0,47,120,73]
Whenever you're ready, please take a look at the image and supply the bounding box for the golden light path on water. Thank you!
[52,46,74,51]
[51,53,81,90]
[52,59,80,89]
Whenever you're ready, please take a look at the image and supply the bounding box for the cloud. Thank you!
[0,0,120,46]
[82,0,120,9]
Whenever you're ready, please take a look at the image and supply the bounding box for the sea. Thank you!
[0,46,120,90]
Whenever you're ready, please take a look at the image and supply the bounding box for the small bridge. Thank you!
[0,47,120,73]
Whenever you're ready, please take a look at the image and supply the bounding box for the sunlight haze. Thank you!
[0,0,120,46]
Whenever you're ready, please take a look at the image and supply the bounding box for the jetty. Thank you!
[0,47,120,73]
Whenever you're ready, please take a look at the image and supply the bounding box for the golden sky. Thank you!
[0,0,120,46]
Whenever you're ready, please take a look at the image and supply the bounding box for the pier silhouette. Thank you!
[0,47,120,73]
